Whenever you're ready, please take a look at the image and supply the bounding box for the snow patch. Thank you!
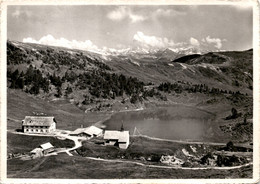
[208,65,221,72]
[101,55,111,61]
[12,42,21,47]
[182,148,193,157]
[188,67,195,73]
[244,72,251,76]
[12,43,26,52]
[168,63,174,67]
[67,51,77,55]
[198,63,221,73]
[190,145,197,153]
[200,64,207,68]
[179,63,187,69]
[130,60,140,66]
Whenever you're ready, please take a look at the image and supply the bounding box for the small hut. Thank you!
[30,148,44,158]
[40,142,55,155]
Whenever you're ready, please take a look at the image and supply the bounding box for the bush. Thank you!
[225,108,241,120]
[226,141,234,151]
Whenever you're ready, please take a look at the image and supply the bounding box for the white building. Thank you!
[40,142,55,155]
[103,130,130,149]
[22,116,56,134]
[30,142,55,158]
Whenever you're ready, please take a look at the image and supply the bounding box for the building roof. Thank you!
[84,126,103,136]
[70,126,103,136]
[40,142,54,150]
[104,130,129,143]
[30,148,43,153]
[22,116,56,126]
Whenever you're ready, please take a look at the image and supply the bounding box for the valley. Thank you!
[6,40,253,178]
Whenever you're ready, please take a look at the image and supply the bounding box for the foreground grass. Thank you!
[7,132,74,154]
[77,136,221,161]
[7,153,252,179]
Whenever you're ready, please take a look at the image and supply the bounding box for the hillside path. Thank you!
[135,135,227,146]
[85,156,253,170]
[53,134,84,156]
[8,130,83,156]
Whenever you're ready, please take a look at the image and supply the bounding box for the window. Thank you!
[36,129,38,132]
[26,129,28,131]
[41,130,43,132]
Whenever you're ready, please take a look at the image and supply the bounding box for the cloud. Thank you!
[12,10,21,18]
[190,37,200,46]
[203,36,223,49]
[231,4,252,11]
[107,6,146,23]
[23,34,99,52]
[107,6,127,21]
[23,37,39,44]
[11,7,32,18]
[154,8,186,17]
[23,34,226,55]
[129,13,146,23]
[107,7,186,23]
[133,31,176,49]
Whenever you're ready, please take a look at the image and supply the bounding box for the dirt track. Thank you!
[84,156,253,170]
[135,135,227,146]
[8,130,83,156]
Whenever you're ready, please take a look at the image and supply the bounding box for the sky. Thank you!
[7,5,253,52]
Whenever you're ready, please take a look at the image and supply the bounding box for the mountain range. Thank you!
[7,40,252,110]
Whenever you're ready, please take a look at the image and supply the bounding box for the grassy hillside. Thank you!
[7,89,111,130]
[77,136,222,160]
[7,153,252,179]
[7,132,74,154]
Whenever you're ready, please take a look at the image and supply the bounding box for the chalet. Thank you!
[103,130,130,149]
[40,142,55,155]
[30,148,43,158]
[22,116,56,134]
[70,126,103,138]
[30,142,54,158]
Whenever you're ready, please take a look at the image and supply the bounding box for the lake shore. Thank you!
[94,106,145,129]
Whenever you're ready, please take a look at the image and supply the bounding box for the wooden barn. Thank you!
[40,142,55,155]
[70,126,103,138]
[30,142,54,158]
[30,148,44,158]
[103,130,130,149]
[22,116,56,134]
